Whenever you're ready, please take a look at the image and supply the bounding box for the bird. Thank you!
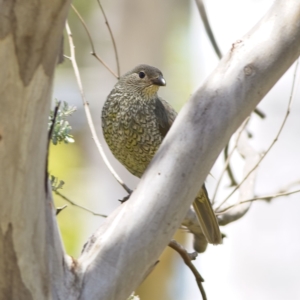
[101,64,222,248]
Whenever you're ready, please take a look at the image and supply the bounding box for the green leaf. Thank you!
[48,99,77,145]
[50,175,65,192]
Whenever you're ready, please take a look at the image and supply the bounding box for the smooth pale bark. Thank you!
[0,1,71,299]
[78,1,300,300]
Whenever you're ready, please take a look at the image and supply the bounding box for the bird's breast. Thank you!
[102,97,163,177]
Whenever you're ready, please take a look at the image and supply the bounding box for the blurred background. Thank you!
[50,0,300,299]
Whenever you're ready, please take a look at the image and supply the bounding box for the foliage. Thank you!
[48,100,77,145]
[50,175,65,192]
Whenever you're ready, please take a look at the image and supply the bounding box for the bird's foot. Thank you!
[119,189,133,203]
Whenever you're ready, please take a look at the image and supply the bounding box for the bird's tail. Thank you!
[192,185,222,245]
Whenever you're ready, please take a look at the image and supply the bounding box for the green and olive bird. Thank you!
[102,64,222,247]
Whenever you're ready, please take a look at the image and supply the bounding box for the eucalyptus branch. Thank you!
[217,129,260,225]
[278,180,300,193]
[54,190,107,218]
[194,0,222,59]
[253,108,266,119]
[212,118,249,204]
[70,4,118,79]
[65,22,131,194]
[96,0,120,78]
[216,189,300,215]
[223,144,238,186]
[168,240,206,300]
[56,205,67,215]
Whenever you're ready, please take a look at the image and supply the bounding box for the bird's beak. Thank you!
[151,75,166,86]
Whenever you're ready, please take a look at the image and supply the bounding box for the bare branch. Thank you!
[169,240,206,300]
[212,118,249,204]
[278,180,300,192]
[65,22,131,194]
[217,129,260,225]
[216,58,299,211]
[70,4,118,79]
[194,0,222,59]
[96,0,120,78]
[54,190,107,218]
[56,204,67,215]
[253,108,266,119]
[217,189,300,215]
[223,143,238,186]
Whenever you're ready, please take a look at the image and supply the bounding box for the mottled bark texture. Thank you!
[0,1,71,299]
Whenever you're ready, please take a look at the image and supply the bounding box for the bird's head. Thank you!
[120,64,166,98]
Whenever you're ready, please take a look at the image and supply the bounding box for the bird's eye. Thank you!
[139,71,145,79]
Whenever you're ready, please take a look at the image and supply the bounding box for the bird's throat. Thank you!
[142,85,159,99]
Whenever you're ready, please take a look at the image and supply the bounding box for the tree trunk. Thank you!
[0,1,71,299]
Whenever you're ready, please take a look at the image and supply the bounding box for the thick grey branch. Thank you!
[77,1,300,300]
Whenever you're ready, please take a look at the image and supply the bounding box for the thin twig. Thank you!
[54,190,107,217]
[70,4,118,79]
[217,129,260,226]
[65,22,132,194]
[212,118,249,204]
[56,205,67,215]
[278,179,300,193]
[168,240,206,300]
[253,108,266,119]
[194,0,222,59]
[96,0,120,78]
[223,144,238,186]
[216,189,300,215]
[216,59,299,211]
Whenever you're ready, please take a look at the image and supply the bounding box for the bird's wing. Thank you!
[154,97,177,138]
[193,185,222,244]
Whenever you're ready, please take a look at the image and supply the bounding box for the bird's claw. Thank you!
[119,190,133,203]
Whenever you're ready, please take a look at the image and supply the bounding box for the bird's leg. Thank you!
[119,189,133,203]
